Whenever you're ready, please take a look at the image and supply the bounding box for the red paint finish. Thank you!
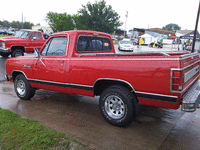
[5,30,200,110]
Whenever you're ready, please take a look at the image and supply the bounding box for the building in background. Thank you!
[32,26,53,35]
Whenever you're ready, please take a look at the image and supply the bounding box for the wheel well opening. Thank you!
[94,80,135,96]
[11,46,25,52]
[12,71,24,81]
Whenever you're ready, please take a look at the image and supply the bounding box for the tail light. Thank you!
[171,70,184,91]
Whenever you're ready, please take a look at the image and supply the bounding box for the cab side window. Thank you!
[40,37,67,56]
[77,36,112,52]
[30,32,42,39]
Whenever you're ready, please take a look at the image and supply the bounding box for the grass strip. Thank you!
[0,108,88,150]
[0,35,9,38]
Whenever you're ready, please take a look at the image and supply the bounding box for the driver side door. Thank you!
[33,36,67,85]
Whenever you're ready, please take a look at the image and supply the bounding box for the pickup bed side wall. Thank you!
[66,56,181,109]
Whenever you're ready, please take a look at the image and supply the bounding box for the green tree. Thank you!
[0,20,34,29]
[23,22,34,29]
[46,12,75,32]
[162,23,181,31]
[1,20,10,28]
[10,21,21,28]
[72,14,88,30]
[77,0,123,34]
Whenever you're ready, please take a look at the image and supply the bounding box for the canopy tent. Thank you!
[141,34,157,44]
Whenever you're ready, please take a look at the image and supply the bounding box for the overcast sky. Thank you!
[1,0,199,31]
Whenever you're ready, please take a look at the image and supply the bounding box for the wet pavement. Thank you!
[0,81,200,150]
[0,56,6,81]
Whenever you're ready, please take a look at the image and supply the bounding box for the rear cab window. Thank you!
[76,36,112,53]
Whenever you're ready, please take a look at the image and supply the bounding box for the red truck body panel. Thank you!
[5,30,200,111]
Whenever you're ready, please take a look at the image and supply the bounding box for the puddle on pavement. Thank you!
[136,115,157,122]
[2,87,12,92]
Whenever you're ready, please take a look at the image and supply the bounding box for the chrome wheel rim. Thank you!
[16,79,26,96]
[105,95,125,119]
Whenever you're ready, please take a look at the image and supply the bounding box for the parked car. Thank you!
[0,29,6,35]
[43,33,50,39]
[118,39,134,52]
[130,38,138,45]
[4,30,15,35]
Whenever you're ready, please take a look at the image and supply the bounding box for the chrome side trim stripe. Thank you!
[11,70,178,102]
[171,60,200,71]
[28,79,93,91]
[70,58,180,61]
[135,91,178,103]
[29,78,177,102]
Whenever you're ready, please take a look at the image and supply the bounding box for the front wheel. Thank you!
[14,74,35,100]
[11,49,24,57]
[99,85,137,127]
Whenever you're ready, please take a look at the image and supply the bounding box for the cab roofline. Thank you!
[52,30,110,36]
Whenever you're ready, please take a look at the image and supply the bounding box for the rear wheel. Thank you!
[99,85,137,127]
[14,74,35,100]
[11,49,24,57]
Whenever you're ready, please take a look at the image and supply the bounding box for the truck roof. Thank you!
[19,29,42,33]
[52,30,111,38]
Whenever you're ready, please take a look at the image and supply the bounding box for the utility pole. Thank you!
[124,11,128,37]
[192,1,200,52]
[22,12,23,29]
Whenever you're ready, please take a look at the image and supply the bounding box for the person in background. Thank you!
[139,37,144,47]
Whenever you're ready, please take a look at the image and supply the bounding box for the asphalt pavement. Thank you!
[0,57,6,81]
[0,81,200,150]
[1,45,200,149]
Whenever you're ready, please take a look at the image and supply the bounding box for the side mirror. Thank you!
[34,48,40,58]
[31,37,36,41]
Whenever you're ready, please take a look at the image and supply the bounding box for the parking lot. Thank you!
[1,45,200,149]
[0,81,200,150]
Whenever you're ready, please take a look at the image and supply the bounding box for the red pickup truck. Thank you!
[5,30,200,127]
[0,29,47,57]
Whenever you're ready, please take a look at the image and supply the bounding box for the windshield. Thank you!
[120,40,132,45]
[15,30,31,39]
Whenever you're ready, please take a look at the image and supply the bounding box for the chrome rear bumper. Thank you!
[181,80,200,112]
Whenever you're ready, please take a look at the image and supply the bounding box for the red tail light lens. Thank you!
[173,78,183,84]
[172,70,183,92]
[173,71,181,77]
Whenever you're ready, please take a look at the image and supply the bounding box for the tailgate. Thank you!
[171,53,200,111]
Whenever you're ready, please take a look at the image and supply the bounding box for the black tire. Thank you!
[11,49,24,57]
[99,85,137,127]
[14,74,35,100]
